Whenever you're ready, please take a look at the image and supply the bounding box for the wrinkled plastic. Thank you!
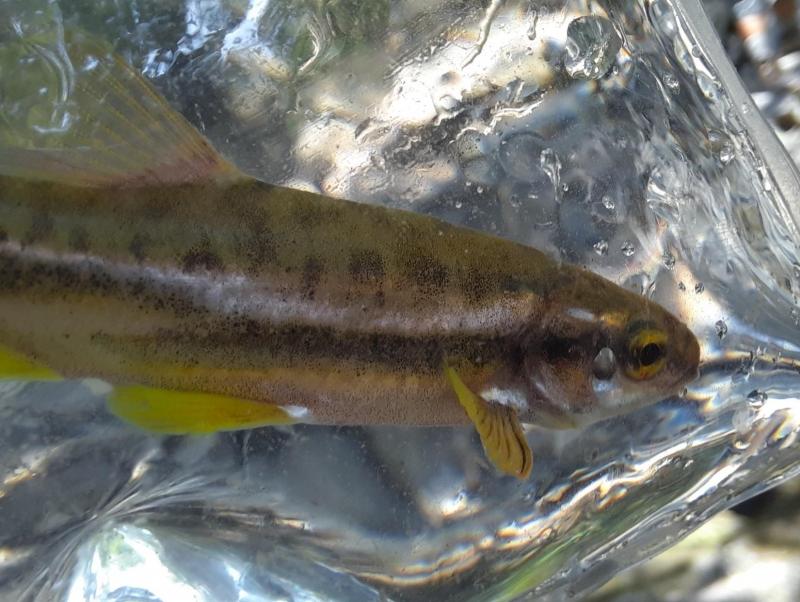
[1,0,800,600]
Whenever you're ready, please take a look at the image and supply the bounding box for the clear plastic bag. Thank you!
[1,0,800,600]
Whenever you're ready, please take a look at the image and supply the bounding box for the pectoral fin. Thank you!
[0,345,60,381]
[108,386,295,434]
[444,364,533,479]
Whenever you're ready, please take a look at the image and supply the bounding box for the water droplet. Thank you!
[82,55,100,71]
[747,389,767,407]
[436,94,462,114]
[662,252,676,269]
[732,438,749,451]
[694,282,705,294]
[664,72,680,93]
[696,71,719,101]
[563,16,622,80]
[732,407,752,434]
[498,133,546,182]
[540,148,562,192]
[757,165,773,191]
[621,241,635,257]
[455,129,493,163]
[649,0,678,36]
[715,320,728,340]
[527,6,539,40]
[593,240,609,255]
[718,143,735,164]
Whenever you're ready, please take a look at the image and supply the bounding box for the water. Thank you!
[1,0,800,600]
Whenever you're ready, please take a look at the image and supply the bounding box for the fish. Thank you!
[0,30,700,479]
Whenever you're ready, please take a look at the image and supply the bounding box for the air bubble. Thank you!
[499,133,547,181]
[747,389,767,408]
[664,72,680,93]
[621,241,635,257]
[527,7,539,40]
[718,143,735,164]
[593,240,609,255]
[563,16,622,80]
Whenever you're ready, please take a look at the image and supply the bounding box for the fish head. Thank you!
[517,280,700,428]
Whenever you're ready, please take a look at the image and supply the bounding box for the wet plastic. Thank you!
[2,0,800,600]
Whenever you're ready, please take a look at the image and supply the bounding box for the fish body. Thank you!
[0,31,700,477]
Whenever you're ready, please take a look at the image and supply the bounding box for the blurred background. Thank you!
[590,1,800,600]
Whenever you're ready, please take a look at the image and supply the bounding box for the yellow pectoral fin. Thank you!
[0,345,60,381]
[444,364,533,479]
[108,386,296,434]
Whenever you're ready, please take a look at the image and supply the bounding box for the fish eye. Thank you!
[639,342,663,366]
[592,347,616,380]
[625,328,668,380]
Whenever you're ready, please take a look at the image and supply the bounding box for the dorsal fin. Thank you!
[0,30,241,187]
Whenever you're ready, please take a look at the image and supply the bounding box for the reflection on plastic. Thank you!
[1,0,800,600]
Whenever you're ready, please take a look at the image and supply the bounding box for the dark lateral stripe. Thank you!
[102,320,512,374]
[0,245,515,373]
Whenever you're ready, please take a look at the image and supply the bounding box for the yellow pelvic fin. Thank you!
[0,30,242,188]
[444,364,533,479]
[108,386,295,434]
[0,344,60,381]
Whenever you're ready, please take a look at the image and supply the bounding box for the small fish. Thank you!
[0,31,700,479]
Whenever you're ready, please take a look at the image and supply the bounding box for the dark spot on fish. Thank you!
[227,199,278,272]
[375,290,386,307]
[50,263,77,289]
[182,247,223,273]
[349,250,385,285]
[140,195,172,220]
[291,201,339,228]
[301,256,324,299]
[23,212,54,245]
[404,253,449,292]
[0,228,7,243]
[127,278,146,298]
[86,269,116,293]
[238,231,277,273]
[499,273,526,293]
[68,227,90,252]
[461,268,494,304]
[0,255,22,291]
[129,233,149,262]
